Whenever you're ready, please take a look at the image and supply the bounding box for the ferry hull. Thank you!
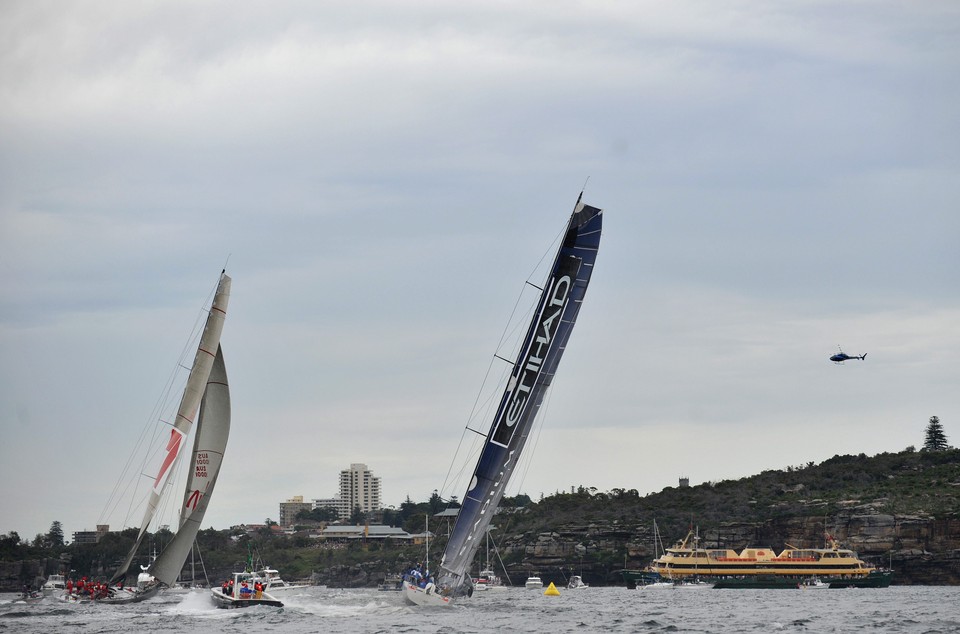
[829,571,893,588]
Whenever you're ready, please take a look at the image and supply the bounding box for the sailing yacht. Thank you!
[63,271,232,604]
[403,194,602,607]
[473,528,507,591]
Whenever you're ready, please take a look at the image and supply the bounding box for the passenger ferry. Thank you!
[652,531,875,579]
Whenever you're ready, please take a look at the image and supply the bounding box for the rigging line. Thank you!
[99,372,181,525]
[98,312,204,527]
[437,427,473,502]
[491,531,513,587]
[103,382,187,530]
[512,384,553,500]
[525,214,568,289]
[440,284,532,499]
[459,206,569,434]
[100,272,221,527]
[438,427,485,503]
[149,448,187,539]
[195,541,209,586]
[466,361,512,431]
[438,210,570,505]
[464,283,537,426]
[442,356,515,500]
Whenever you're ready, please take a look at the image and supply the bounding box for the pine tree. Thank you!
[923,415,949,451]
[46,520,64,548]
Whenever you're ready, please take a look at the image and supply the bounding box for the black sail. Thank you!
[436,196,602,594]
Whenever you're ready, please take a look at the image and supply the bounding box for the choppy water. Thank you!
[2,585,958,633]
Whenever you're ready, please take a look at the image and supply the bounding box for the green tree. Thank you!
[428,490,443,514]
[296,507,339,523]
[0,532,23,559]
[502,493,532,507]
[924,415,949,451]
[47,521,65,548]
[349,505,365,525]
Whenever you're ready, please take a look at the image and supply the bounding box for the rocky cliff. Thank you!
[503,509,960,586]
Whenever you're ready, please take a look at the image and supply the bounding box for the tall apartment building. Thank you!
[278,495,314,527]
[338,463,381,521]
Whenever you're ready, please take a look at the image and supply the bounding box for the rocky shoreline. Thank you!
[6,511,957,591]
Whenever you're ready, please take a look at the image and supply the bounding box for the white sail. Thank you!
[111,271,231,584]
[150,345,230,586]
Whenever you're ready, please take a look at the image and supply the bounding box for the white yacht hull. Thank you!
[402,581,452,607]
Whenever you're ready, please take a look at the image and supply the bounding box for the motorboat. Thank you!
[252,567,308,592]
[567,575,588,589]
[211,572,283,608]
[41,574,66,595]
[525,576,543,590]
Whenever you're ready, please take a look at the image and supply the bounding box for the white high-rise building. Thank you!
[338,463,381,521]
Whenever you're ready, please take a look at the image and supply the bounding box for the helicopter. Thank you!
[830,346,867,364]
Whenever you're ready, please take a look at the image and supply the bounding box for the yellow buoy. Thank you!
[544,582,560,596]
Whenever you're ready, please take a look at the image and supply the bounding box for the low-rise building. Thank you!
[320,525,413,541]
[279,495,314,527]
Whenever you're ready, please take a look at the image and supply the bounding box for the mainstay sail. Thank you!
[109,271,231,588]
[435,194,602,599]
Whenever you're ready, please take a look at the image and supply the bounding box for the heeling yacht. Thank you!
[651,531,875,579]
[401,193,603,608]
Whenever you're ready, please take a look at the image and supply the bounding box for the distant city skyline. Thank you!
[279,463,382,526]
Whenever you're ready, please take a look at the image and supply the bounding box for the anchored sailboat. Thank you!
[403,193,602,606]
[82,271,231,604]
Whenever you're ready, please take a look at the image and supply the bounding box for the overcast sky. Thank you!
[2,1,958,542]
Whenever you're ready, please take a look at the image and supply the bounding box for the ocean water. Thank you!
[2,585,958,633]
